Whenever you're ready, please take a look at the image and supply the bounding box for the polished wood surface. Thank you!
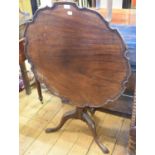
[25,2,130,107]
[99,95,133,116]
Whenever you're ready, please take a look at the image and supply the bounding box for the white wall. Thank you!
[39,0,53,7]
[99,0,123,9]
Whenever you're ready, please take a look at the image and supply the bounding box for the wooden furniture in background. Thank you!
[19,38,43,100]
[19,9,32,95]
[24,2,131,153]
[19,38,31,95]
[96,8,136,25]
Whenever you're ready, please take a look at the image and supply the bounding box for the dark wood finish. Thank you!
[97,69,135,116]
[35,77,43,102]
[46,107,109,153]
[24,2,130,108]
[26,70,134,114]
[24,2,131,154]
[96,95,133,117]
[61,93,133,117]
[100,70,135,116]
[20,38,43,99]
[19,38,31,95]
[19,38,26,65]
[124,71,135,96]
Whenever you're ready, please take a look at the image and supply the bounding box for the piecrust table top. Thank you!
[24,2,130,107]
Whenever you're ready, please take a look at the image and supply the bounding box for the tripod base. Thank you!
[45,107,109,154]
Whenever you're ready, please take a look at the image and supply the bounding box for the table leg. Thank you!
[45,107,109,154]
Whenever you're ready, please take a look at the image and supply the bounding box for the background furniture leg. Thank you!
[35,78,43,103]
[20,63,31,95]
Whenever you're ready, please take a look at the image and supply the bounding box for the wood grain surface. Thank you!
[24,2,130,107]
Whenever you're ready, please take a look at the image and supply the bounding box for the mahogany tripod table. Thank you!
[24,2,131,154]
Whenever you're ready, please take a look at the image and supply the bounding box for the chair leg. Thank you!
[20,63,31,95]
[35,78,43,103]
